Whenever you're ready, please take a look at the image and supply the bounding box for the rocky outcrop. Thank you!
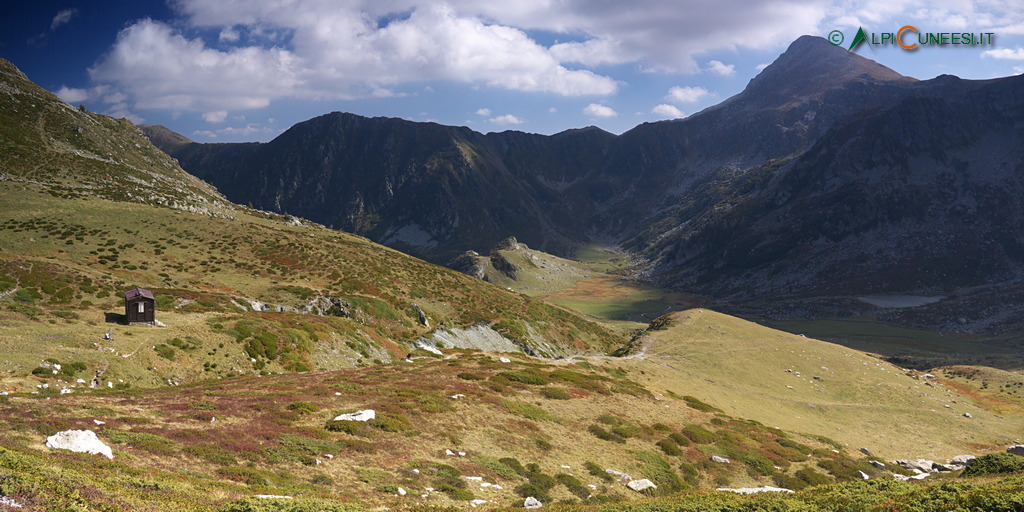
[489,250,520,279]
[895,459,935,473]
[302,295,350,317]
[1007,446,1024,456]
[45,429,113,459]
[448,251,488,280]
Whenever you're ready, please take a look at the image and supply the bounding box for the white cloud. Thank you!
[548,107,557,113]
[55,86,89,103]
[550,37,639,67]
[475,108,491,116]
[217,123,275,136]
[193,129,217,138]
[219,27,240,42]
[80,0,1024,118]
[489,114,524,125]
[88,5,618,115]
[651,104,684,118]
[755,62,770,71]
[583,103,617,117]
[203,110,229,123]
[706,60,736,76]
[981,47,1024,60]
[50,9,78,31]
[666,86,710,104]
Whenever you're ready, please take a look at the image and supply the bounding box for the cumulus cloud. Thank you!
[55,86,90,103]
[89,4,618,114]
[489,114,524,125]
[666,86,710,104]
[89,19,301,111]
[475,108,491,116]
[706,60,736,76]
[78,0,1024,117]
[651,104,684,118]
[550,37,639,67]
[982,47,1024,60]
[203,110,228,123]
[583,103,617,117]
[51,9,78,31]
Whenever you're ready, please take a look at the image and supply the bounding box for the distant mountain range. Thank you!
[143,36,1024,333]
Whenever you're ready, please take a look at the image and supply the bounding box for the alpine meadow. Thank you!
[2,16,1024,512]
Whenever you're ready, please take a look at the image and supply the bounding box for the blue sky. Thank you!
[3,0,1024,142]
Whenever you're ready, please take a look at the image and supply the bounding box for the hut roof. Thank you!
[124,287,154,301]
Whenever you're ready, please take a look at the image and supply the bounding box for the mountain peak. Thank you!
[742,35,913,104]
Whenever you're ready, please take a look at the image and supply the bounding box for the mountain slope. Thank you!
[143,36,1024,336]
[629,72,1024,332]
[0,59,227,214]
[143,116,617,261]
[0,57,625,391]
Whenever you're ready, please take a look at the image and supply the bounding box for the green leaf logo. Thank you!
[848,27,867,51]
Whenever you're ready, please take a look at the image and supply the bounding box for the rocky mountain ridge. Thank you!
[143,36,1024,332]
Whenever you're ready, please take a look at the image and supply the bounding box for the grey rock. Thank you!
[605,469,632,481]
[895,459,934,473]
[869,460,886,470]
[712,455,731,464]
[627,479,657,492]
[1007,445,1024,456]
[524,496,542,509]
[951,455,976,465]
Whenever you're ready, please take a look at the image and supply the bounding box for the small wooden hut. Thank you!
[124,287,155,324]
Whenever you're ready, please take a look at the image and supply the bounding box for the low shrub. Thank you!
[962,453,1024,477]
[657,439,683,456]
[540,387,571,400]
[681,425,716,444]
[585,461,615,482]
[682,396,720,412]
[286,401,320,415]
[495,371,549,386]
[588,424,625,444]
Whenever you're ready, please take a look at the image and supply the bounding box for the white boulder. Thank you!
[712,455,731,464]
[717,486,794,494]
[332,409,375,422]
[524,496,542,508]
[45,430,113,459]
[627,479,657,492]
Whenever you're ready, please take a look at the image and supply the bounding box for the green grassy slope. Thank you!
[0,58,625,391]
[615,309,1024,460]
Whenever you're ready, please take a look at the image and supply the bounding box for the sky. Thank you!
[3,0,1024,143]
